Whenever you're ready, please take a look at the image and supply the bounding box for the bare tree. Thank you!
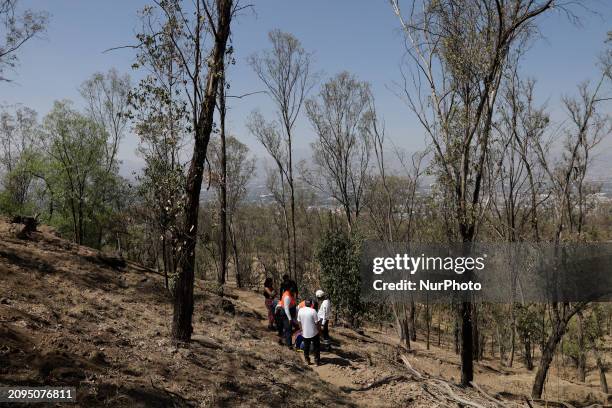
[363,98,427,347]
[247,111,292,275]
[487,67,550,367]
[391,0,560,386]
[80,69,131,174]
[0,0,47,81]
[132,0,237,343]
[530,67,610,399]
[247,30,314,280]
[304,71,373,231]
[208,135,255,287]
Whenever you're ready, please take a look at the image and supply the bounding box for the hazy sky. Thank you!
[2,1,611,177]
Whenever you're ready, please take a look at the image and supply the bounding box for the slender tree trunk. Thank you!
[524,336,533,370]
[402,310,411,350]
[78,201,84,245]
[69,199,78,244]
[472,304,480,362]
[595,351,608,394]
[410,300,417,342]
[532,307,580,399]
[509,305,516,367]
[577,312,587,382]
[172,0,233,343]
[287,136,297,282]
[229,220,241,288]
[426,298,430,350]
[460,301,474,385]
[218,72,228,285]
[497,325,505,364]
[279,169,292,276]
[437,307,441,347]
[162,238,169,290]
[454,313,460,355]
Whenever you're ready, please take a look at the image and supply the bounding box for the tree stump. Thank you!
[11,215,39,239]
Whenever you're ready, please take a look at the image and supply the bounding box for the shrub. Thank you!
[315,229,363,327]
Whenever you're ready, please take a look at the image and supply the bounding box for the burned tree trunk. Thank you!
[172,0,234,343]
[531,303,587,399]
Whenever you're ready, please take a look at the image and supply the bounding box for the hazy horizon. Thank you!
[2,0,611,181]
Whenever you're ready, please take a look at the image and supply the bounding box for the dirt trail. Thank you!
[237,288,611,408]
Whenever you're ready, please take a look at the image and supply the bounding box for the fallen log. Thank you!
[432,380,486,408]
[340,375,408,393]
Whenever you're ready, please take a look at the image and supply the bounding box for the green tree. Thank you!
[0,105,40,214]
[316,229,363,327]
[39,101,110,245]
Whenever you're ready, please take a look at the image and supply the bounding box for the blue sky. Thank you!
[2,1,611,176]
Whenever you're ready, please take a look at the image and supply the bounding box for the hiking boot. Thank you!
[315,360,321,366]
[305,357,311,365]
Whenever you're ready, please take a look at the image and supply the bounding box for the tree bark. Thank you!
[577,312,587,382]
[218,70,228,285]
[460,301,474,386]
[410,300,417,342]
[595,352,608,394]
[172,0,234,343]
[509,305,516,367]
[531,303,586,399]
[524,336,533,370]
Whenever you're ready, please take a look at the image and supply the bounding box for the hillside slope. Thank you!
[0,219,353,407]
[0,218,608,407]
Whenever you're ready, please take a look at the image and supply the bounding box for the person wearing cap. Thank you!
[297,299,321,365]
[316,290,331,349]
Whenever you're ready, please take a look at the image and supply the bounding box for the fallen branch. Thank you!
[470,382,507,407]
[401,354,423,379]
[421,384,453,408]
[340,375,408,393]
[523,395,534,408]
[432,380,486,408]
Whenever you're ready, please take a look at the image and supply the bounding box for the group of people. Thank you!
[263,275,331,366]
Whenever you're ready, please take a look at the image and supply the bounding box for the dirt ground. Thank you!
[0,218,610,407]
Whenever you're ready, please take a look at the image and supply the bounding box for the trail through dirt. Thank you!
[238,288,611,408]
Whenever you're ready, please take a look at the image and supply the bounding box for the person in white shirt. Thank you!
[297,299,320,365]
[316,290,331,349]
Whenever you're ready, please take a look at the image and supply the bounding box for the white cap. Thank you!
[315,290,325,298]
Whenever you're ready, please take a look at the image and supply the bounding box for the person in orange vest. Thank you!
[297,299,315,310]
[280,287,297,348]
